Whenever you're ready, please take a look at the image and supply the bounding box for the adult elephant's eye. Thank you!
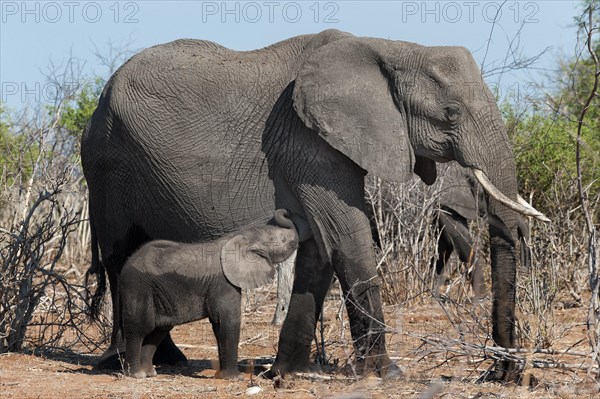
[445,105,462,123]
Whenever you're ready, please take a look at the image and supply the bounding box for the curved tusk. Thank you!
[517,195,551,222]
[517,195,534,209]
[517,195,550,220]
[473,169,550,222]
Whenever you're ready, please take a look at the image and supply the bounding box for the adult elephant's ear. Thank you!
[221,235,275,290]
[293,37,415,183]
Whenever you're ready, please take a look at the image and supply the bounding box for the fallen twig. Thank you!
[411,333,600,372]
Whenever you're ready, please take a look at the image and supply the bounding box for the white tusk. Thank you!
[517,195,534,210]
[473,169,550,222]
[517,195,551,222]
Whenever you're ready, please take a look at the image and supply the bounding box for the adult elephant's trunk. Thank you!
[482,167,518,337]
[469,151,528,379]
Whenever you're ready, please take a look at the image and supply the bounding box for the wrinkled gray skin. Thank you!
[83,30,523,379]
[120,209,299,379]
[432,163,531,299]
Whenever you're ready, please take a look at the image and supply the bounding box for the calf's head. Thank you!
[221,209,298,290]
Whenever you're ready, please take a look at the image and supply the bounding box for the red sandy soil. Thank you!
[1,288,599,398]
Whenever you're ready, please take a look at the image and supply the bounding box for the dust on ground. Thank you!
[1,287,599,398]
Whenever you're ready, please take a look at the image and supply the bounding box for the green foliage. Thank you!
[0,105,40,186]
[58,78,103,141]
[505,105,598,198]
[0,104,7,136]
[503,2,599,217]
[1,78,102,187]
[504,84,598,218]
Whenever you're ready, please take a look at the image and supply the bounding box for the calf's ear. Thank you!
[220,235,275,290]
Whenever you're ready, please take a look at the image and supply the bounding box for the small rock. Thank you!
[246,386,261,395]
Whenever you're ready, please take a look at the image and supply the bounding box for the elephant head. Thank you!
[293,36,545,219]
[291,34,547,362]
[221,209,299,290]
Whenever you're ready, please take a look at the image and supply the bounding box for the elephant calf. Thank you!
[119,209,299,379]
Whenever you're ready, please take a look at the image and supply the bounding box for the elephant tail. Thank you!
[85,212,106,320]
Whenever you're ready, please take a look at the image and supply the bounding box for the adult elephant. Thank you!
[431,163,532,299]
[82,29,547,379]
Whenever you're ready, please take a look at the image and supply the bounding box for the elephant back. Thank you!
[81,30,354,245]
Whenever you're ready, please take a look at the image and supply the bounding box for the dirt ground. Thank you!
[1,287,599,399]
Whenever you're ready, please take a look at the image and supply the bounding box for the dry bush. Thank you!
[0,175,99,353]
[0,79,109,355]
[366,171,495,350]
[366,175,442,306]
[516,181,596,350]
[366,166,598,379]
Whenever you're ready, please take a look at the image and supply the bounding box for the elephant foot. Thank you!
[264,358,319,379]
[351,355,402,380]
[477,360,536,385]
[144,366,158,378]
[267,355,401,380]
[216,368,243,380]
[128,369,149,379]
[152,336,188,366]
[94,346,126,370]
[122,362,157,378]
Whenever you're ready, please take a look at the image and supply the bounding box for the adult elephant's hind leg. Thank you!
[95,267,126,369]
[268,239,333,377]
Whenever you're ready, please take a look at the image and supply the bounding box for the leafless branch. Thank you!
[412,334,600,373]
[574,4,600,377]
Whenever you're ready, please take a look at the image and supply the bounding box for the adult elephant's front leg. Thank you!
[333,230,397,377]
[269,186,397,377]
[269,239,333,376]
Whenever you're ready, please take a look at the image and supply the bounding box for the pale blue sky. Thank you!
[0,1,582,111]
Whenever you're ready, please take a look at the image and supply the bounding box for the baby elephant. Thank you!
[119,209,299,379]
